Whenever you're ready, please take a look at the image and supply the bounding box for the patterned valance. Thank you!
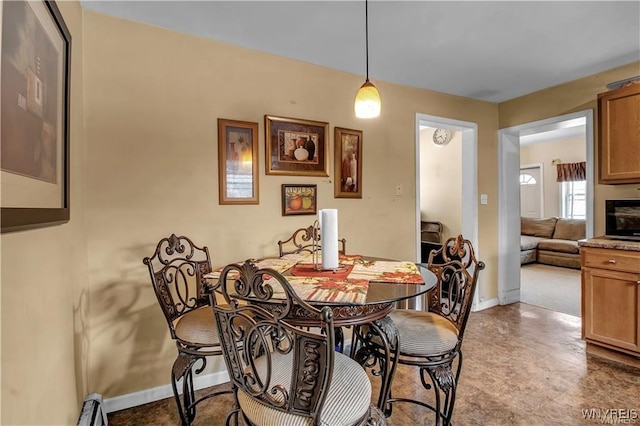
[556,162,586,182]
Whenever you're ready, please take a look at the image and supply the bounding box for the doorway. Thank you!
[415,113,481,310]
[497,110,594,305]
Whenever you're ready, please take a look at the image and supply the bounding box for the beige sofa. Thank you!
[520,217,586,269]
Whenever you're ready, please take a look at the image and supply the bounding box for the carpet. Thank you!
[520,263,581,317]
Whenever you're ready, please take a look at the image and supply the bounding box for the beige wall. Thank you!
[5,5,635,418]
[420,128,462,240]
[81,11,499,397]
[1,2,89,424]
[500,61,640,236]
[520,136,586,218]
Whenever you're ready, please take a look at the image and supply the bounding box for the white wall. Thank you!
[520,136,586,218]
[419,127,462,240]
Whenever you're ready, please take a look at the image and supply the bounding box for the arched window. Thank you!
[519,173,536,185]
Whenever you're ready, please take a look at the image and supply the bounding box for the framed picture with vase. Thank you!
[265,115,329,176]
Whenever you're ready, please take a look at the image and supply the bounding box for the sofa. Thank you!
[520,217,586,269]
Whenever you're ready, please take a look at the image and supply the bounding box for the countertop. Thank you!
[578,237,640,252]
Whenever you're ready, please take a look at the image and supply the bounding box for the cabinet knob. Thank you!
[608,259,617,264]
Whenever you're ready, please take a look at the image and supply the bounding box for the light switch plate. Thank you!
[481,194,488,205]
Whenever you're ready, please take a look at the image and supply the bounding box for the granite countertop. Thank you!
[578,237,640,252]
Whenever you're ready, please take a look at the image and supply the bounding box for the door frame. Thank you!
[519,163,544,218]
[497,109,594,305]
[415,113,481,310]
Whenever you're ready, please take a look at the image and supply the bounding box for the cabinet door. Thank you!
[598,83,640,184]
[583,267,640,352]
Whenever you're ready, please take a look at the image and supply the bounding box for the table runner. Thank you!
[205,253,424,304]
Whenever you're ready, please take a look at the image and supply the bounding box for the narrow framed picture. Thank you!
[334,127,363,198]
[1,0,71,232]
[282,184,317,216]
[217,118,259,204]
[265,115,329,176]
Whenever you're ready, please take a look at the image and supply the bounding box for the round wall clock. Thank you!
[433,128,453,146]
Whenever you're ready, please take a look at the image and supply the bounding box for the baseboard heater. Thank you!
[77,393,108,426]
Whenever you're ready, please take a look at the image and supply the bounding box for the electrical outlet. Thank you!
[395,184,403,196]
[480,194,488,205]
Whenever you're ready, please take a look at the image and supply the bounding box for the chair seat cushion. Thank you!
[174,306,220,347]
[520,235,544,251]
[237,351,371,426]
[389,310,459,356]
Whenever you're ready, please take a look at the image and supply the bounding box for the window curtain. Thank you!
[556,161,586,182]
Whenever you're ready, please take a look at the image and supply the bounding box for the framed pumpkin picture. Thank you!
[334,127,362,198]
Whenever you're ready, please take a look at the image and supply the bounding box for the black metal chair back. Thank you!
[277,225,347,257]
[143,234,212,340]
[427,235,485,340]
[210,260,336,424]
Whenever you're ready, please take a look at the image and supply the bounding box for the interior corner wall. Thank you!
[520,136,586,218]
[1,1,89,424]
[420,128,462,240]
[499,61,640,236]
[81,11,499,398]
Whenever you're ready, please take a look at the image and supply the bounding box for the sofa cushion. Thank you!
[521,235,544,251]
[553,218,586,241]
[521,217,558,238]
[537,239,580,254]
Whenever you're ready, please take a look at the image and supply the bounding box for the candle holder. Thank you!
[312,219,321,271]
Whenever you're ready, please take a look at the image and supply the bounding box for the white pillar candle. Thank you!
[320,209,339,270]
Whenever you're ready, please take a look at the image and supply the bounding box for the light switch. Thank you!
[480,194,488,205]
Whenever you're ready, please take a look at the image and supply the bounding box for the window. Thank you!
[561,180,586,219]
[520,173,536,185]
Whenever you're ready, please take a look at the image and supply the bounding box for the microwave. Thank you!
[605,199,640,240]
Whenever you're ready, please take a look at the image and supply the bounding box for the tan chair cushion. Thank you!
[238,351,371,426]
[390,310,459,356]
[174,306,220,347]
[553,219,586,241]
[521,217,558,238]
[521,235,544,251]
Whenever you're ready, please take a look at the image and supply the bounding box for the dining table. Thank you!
[205,252,437,413]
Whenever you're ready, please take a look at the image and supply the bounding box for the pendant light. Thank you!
[354,0,381,118]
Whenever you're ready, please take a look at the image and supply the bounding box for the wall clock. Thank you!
[433,128,453,146]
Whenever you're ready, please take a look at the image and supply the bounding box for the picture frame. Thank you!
[282,184,317,216]
[217,118,259,205]
[265,115,329,176]
[1,0,71,233]
[334,127,363,198]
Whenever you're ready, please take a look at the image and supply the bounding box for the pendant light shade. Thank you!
[354,80,381,118]
[354,0,380,118]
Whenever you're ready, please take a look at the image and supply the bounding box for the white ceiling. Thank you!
[81,1,640,103]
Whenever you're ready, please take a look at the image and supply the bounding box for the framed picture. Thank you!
[1,0,71,232]
[282,184,317,216]
[334,127,363,198]
[217,118,259,205]
[265,115,329,176]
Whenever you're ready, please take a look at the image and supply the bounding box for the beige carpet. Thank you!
[520,263,581,317]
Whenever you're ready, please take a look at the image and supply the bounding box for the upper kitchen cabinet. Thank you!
[598,83,640,184]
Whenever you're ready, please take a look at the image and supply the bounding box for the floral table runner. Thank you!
[205,254,424,305]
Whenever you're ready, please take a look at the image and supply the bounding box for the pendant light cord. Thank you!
[365,0,370,82]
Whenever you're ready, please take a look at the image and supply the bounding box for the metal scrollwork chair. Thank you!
[143,234,227,426]
[277,225,347,257]
[353,235,484,425]
[208,259,387,426]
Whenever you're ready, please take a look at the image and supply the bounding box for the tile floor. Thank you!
[108,303,640,425]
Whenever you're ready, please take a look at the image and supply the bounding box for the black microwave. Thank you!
[605,199,640,240]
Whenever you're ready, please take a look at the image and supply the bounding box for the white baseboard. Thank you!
[103,369,230,414]
[473,297,499,312]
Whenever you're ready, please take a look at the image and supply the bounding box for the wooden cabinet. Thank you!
[597,83,640,184]
[582,247,640,357]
